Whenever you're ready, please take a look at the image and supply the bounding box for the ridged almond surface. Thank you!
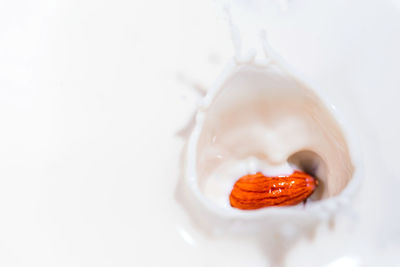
[229,171,317,210]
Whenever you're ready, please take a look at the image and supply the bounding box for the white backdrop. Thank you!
[0,0,399,266]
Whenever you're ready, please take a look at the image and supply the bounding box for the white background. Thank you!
[0,0,399,266]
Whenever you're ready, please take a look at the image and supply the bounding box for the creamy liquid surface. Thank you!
[195,66,354,208]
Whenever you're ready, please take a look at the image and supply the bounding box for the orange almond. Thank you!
[229,171,317,210]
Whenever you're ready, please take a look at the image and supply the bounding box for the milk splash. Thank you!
[175,2,361,266]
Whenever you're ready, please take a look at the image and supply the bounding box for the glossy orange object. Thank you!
[229,171,317,210]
